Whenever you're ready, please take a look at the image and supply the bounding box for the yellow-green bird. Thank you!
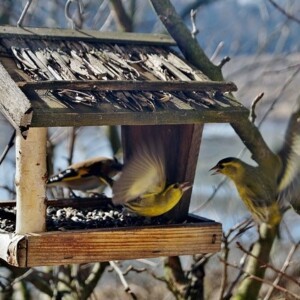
[47,157,123,191]
[112,142,191,217]
[210,105,300,227]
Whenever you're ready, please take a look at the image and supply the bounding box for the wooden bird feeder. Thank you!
[0,26,248,267]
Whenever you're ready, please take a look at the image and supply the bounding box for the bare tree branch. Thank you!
[109,261,137,300]
[150,0,223,80]
[108,0,133,32]
[190,9,199,39]
[0,129,16,166]
[163,256,194,299]
[264,243,300,300]
[220,258,300,300]
[231,224,279,300]
[268,0,300,24]
[249,93,264,124]
[180,0,219,19]
[237,242,300,287]
[82,262,109,300]
[149,0,278,168]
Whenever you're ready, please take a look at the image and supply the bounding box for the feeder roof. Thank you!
[0,26,248,136]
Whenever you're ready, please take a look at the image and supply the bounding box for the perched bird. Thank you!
[210,105,300,227]
[112,141,191,217]
[210,157,282,226]
[47,157,123,191]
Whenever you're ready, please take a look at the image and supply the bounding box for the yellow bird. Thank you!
[210,105,300,227]
[210,157,283,226]
[112,142,191,217]
[47,157,123,191]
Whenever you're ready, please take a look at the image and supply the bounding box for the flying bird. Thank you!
[47,157,123,192]
[210,104,300,227]
[112,141,190,217]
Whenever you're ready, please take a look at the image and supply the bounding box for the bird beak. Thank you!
[179,182,192,192]
[209,165,220,175]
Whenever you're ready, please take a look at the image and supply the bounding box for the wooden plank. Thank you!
[25,220,221,267]
[17,80,238,92]
[0,217,221,267]
[172,124,203,218]
[0,62,32,137]
[30,106,249,127]
[0,26,176,46]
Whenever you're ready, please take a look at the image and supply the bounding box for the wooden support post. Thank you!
[15,128,47,234]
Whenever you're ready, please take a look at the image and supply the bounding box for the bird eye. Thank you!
[174,183,179,188]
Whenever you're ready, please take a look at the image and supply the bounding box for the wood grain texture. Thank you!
[172,124,203,218]
[7,217,221,267]
[17,80,238,92]
[27,227,221,267]
[29,107,249,127]
[15,128,47,234]
[0,26,176,45]
[0,62,32,136]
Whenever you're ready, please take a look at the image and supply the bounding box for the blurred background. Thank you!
[0,0,299,299]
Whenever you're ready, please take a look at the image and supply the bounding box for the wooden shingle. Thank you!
[0,26,247,136]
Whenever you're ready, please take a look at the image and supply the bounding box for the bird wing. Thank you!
[277,103,300,205]
[112,141,166,205]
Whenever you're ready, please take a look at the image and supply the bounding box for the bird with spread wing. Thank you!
[210,103,300,228]
[112,140,190,217]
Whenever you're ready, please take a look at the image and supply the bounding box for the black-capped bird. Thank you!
[112,141,191,217]
[210,104,300,227]
[47,157,123,191]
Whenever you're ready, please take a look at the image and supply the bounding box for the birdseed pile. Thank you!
[0,200,175,233]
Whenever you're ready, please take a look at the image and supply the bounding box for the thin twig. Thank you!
[190,9,199,39]
[264,243,300,300]
[210,41,224,62]
[258,65,300,126]
[65,0,84,29]
[109,261,137,300]
[191,253,213,271]
[218,219,254,300]
[249,93,264,124]
[223,252,249,300]
[263,63,300,75]
[218,233,229,300]
[67,127,78,166]
[191,177,227,213]
[268,0,300,24]
[249,274,300,300]
[219,258,300,300]
[225,218,254,244]
[17,0,32,27]
[236,242,300,286]
[218,56,230,69]
[0,129,16,166]
[11,269,34,285]
[122,265,147,276]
